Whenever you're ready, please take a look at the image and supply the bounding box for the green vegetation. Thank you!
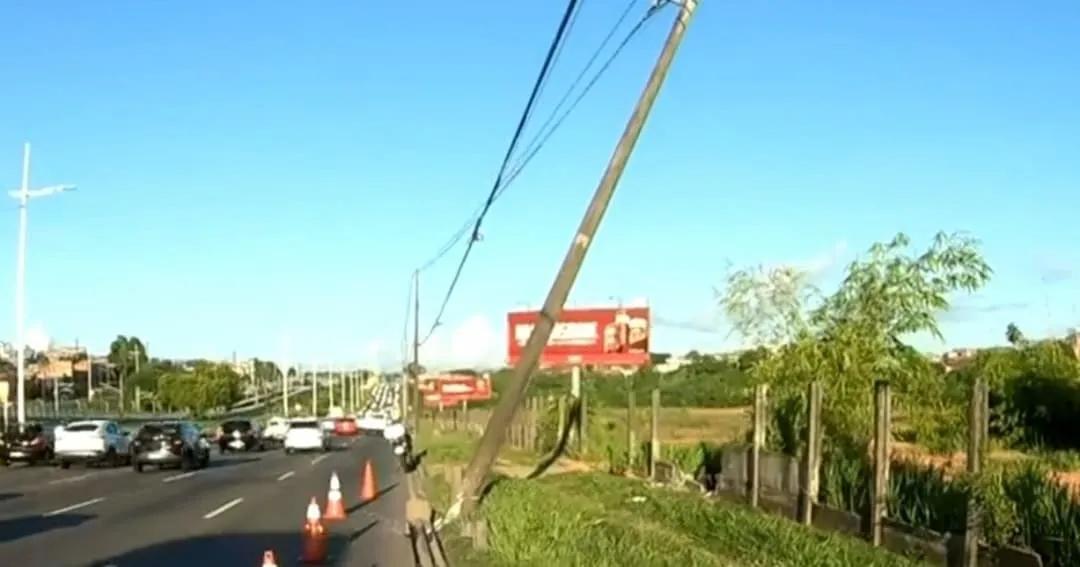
[431,469,921,566]
[714,231,1079,566]
[437,231,1080,565]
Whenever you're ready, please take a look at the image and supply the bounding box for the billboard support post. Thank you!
[454,0,698,518]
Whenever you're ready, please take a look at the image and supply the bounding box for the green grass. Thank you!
[437,472,924,566]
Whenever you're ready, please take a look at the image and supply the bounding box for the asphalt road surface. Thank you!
[0,435,411,566]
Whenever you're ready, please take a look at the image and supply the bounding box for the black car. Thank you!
[0,423,54,466]
[215,419,262,453]
[130,421,210,472]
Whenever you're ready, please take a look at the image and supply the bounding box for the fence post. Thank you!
[556,396,566,447]
[964,378,988,567]
[871,380,892,547]
[578,390,589,456]
[528,398,539,452]
[649,388,660,480]
[799,381,823,525]
[749,383,768,508]
[627,386,637,470]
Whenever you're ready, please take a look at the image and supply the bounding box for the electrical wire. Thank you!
[413,2,585,275]
[417,0,585,344]
[416,0,669,346]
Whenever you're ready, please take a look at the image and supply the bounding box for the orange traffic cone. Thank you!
[360,459,376,502]
[324,472,345,520]
[300,497,328,564]
[261,550,279,567]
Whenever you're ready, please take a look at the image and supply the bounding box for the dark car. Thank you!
[0,422,55,467]
[215,419,262,453]
[130,421,210,472]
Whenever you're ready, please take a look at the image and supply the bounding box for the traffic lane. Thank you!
[0,450,287,520]
[91,435,412,566]
[0,444,362,566]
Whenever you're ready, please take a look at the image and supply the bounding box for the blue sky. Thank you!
[1,1,1077,369]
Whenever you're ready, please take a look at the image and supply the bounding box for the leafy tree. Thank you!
[1005,322,1026,346]
[108,335,148,381]
[719,232,992,454]
[157,361,243,416]
[736,346,770,372]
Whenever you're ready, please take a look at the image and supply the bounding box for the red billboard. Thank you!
[507,306,651,367]
[420,374,493,406]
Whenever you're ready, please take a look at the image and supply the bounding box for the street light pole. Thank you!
[10,143,76,428]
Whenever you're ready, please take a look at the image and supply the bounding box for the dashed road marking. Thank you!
[310,454,329,465]
[162,471,196,483]
[48,473,91,485]
[277,470,295,481]
[44,496,106,517]
[203,497,243,519]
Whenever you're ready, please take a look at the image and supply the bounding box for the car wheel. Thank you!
[180,450,194,471]
[59,460,71,470]
[133,461,144,473]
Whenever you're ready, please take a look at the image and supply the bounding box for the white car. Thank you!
[55,419,131,468]
[261,417,290,448]
[283,418,330,454]
[357,412,389,436]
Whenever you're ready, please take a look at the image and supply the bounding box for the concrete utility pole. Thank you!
[411,270,422,435]
[454,0,698,516]
[10,143,76,427]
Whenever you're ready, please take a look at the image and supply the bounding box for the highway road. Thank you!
[0,436,412,566]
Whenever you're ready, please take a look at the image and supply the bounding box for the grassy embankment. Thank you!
[419,431,922,567]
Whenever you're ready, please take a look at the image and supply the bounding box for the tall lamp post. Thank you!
[9,143,76,427]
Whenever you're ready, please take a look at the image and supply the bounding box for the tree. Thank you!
[157,361,243,416]
[720,231,992,454]
[107,335,148,380]
[717,264,819,349]
[1005,322,1026,346]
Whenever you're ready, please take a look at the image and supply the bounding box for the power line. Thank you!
[417,2,665,347]
[414,0,654,275]
[417,0,585,344]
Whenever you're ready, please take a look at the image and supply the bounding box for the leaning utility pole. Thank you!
[454,0,698,516]
[410,270,422,435]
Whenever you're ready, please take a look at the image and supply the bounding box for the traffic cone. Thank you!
[261,550,279,567]
[300,497,328,564]
[324,472,345,520]
[360,459,376,502]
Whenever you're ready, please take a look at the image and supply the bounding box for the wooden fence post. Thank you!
[749,383,768,508]
[557,396,566,448]
[649,388,660,480]
[799,381,823,525]
[627,387,637,470]
[871,380,892,547]
[528,398,539,452]
[578,391,589,456]
[964,378,988,567]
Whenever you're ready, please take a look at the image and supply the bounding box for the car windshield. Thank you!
[289,420,319,429]
[139,424,181,438]
[3,424,42,439]
[221,420,252,433]
[62,423,100,433]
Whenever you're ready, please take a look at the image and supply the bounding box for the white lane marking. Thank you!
[203,497,244,519]
[48,473,91,485]
[310,454,329,465]
[162,472,196,483]
[277,470,295,481]
[44,496,106,517]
